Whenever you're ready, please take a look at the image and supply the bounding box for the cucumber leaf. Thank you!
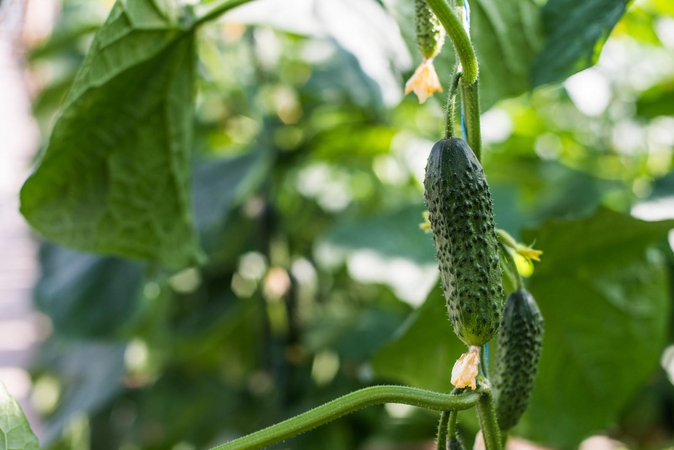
[531,0,627,87]
[517,208,673,448]
[20,0,203,268]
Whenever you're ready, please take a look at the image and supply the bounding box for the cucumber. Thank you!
[492,289,544,432]
[424,137,503,346]
[415,0,445,59]
[449,438,466,450]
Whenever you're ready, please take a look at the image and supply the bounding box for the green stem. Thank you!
[495,229,518,250]
[460,80,481,161]
[476,390,503,450]
[479,345,488,378]
[444,70,462,138]
[437,411,451,450]
[193,0,256,28]
[448,409,458,440]
[425,0,478,85]
[211,386,481,450]
[498,242,523,291]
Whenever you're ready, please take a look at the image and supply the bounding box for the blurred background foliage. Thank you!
[20,0,674,448]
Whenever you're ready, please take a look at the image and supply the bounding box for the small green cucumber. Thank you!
[424,137,503,346]
[415,0,445,59]
[492,289,544,432]
[449,437,466,450]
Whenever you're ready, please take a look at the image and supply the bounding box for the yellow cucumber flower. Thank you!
[405,58,442,104]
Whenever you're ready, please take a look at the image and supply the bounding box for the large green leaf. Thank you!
[20,0,203,268]
[531,0,627,87]
[382,0,543,111]
[469,0,543,110]
[0,382,40,450]
[517,208,673,448]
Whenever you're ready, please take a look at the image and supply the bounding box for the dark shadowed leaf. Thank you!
[36,342,126,445]
[531,0,627,87]
[34,243,144,339]
[20,0,203,268]
[516,208,673,448]
[371,285,463,393]
[321,204,436,265]
[0,382,40,450]
[193,151,272,253]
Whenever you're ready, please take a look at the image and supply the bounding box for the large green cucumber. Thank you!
[492,289,544,432]
[423,137,503,346]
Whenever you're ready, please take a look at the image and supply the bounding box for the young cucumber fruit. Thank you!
[424,137,503,346]
[492,289,544,432]
[415,0,445,59]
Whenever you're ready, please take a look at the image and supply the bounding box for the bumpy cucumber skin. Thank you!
[449,439,466,450]
[493,289,544,432]
[415,0,445,59]
[424,138,503,346]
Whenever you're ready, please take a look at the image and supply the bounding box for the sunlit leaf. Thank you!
[531,0,627,87]
[0,382,40,450]
[635,79,674,119]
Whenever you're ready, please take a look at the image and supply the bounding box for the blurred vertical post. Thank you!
[0,0,49,438]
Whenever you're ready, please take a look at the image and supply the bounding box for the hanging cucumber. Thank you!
[492,289,544,432]
[424,137,503,347]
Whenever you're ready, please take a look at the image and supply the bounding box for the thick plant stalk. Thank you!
[211,386,481,450]
[445,70,462,138]
[476,390,503,450]
[461,80,481,161]
[424,0,478,85]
